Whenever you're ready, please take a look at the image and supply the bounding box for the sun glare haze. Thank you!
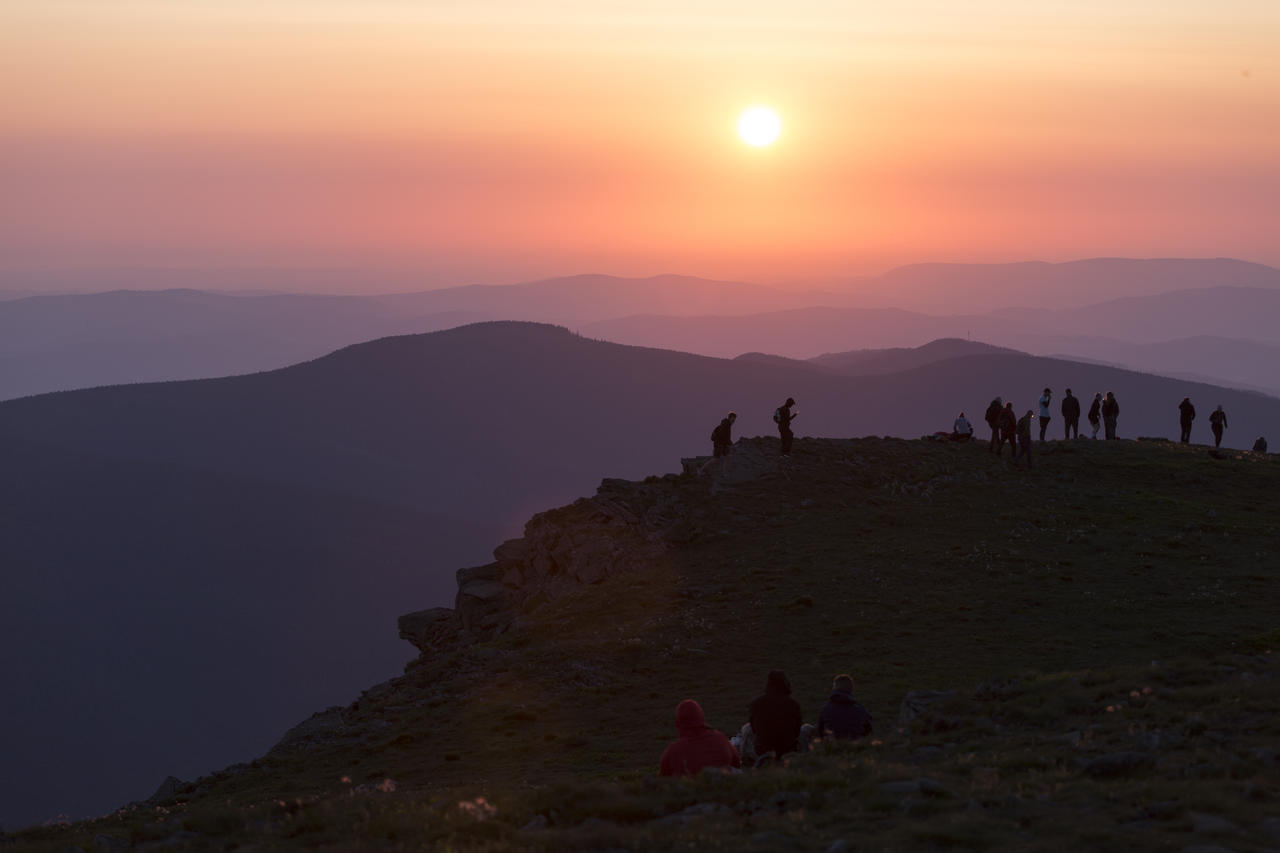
[738,106,782,147]
[1,1,1278,282]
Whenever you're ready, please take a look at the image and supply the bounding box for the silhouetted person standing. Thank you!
[1253,436,1268,454]
[712,412,737,458]
[1101,392,1120,440]
[1088,393,1103,439]
[1015,409,1035,468]
[774,398,797,456]
[997,402,1017,457]
[816,674,872,740]
[748,670,803,762]
[1209,405,1228,448]
[985,397,1003,453]
[1061,388,1081,439]
[1037,388,1053,440]
[1178,397,1196,444]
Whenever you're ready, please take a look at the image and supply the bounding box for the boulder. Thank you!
[897,690,957,728]
[397,608,458,653]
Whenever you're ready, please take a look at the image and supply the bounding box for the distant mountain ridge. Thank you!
[4,257,1278,400]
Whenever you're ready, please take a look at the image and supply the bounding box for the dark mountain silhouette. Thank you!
[6,259,1278,401]
[811,338,1017,375]
[0,274,845,400]
[3,321,1279,828]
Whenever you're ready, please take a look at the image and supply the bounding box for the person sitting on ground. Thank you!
[1179,396,1196,444]
[1253,436,1268,454]
[774,398,797,456]
[1015,408,1035,468]
[997,402,1018,457]
[747,670,803,764]
[1088,392,1103,439]
[1037,388,1053,441]
[658,699,741,777]
[1061,388,1081,439]
[1209,405,1228,449]
[816,674,872,740]
[951,412,973,442]
[985,397,1003,453]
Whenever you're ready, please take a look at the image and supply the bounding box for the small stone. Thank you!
[1083,752,1155,778]
[1255,817,1280,841]
[520,815,549,831]
[879,780,919,794]
[1190,812,1240,833]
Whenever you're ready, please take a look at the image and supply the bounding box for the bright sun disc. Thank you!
[738,106,781,146]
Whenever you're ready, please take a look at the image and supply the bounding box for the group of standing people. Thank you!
[984,388,1122,466]
[658,671,873,777]
[1178,397,1233,448]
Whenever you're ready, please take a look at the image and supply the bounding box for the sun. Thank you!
[737,106,781,147]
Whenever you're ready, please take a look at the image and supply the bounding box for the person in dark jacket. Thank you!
[774,398,797,456]
[1015,409,1035,468]
[816,674,872,740]
[1088,393,1103,439]
[985,397,1003,453]
[1254,436,1268,454]
[1061,388,1081,439]
[996,402,1018,457]
[1209,405,1228,448]
[658,699,740,777]
[1178,397,1196,444]
[748,670,803,761]
[712,412,737,457]
[1101,392,1120,440]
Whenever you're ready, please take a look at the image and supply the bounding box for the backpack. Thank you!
[711,424,724,443]
[773,407,783,425]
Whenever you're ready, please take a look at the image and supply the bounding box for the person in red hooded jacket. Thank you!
[658,699,740,777]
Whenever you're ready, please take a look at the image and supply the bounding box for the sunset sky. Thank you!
[2,1,1278,286]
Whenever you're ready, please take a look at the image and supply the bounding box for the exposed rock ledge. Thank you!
[398,441,779,658]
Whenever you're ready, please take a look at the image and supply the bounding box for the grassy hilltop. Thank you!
[18,437,1280,851]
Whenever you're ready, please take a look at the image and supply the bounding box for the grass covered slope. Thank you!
[18,437,1280,851]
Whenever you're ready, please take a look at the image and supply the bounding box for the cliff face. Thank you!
[398,471,707,656]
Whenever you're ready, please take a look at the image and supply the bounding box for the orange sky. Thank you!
[2,1,1278,285]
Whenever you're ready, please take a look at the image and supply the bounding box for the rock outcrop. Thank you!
[399,471,709,657]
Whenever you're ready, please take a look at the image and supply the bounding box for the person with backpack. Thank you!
[700,412,738,474]
[1015,408,1035,468]
[773,398,797,456]
[747,670,803,764]
[1253,436,1268,454]
[1037,388,1053,441]
[816,674,873,740]
[997,402,1018,457]
[985,397,1003,453]
[1101,391,1120,440]
[1178,397,1196,444]
[1088,393,1103,439]
[1209,405,1228,448]
[1061,388,1081,439]
[658,699,740,777]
